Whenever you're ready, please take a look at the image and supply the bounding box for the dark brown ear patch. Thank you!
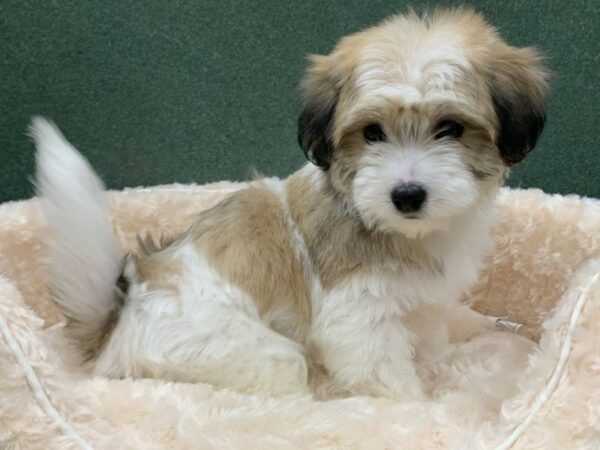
[491,88,546,165]
[297,89,339,170]
[486,45,549,165]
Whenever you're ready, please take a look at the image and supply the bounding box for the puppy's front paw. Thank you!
[381,379,426,402]
[361,378,426,402]
[345,365,426,402]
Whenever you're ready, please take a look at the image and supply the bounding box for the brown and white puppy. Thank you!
[33,8,548,400]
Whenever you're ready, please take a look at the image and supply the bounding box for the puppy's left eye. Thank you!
[363,123,386,143]
[434,120,464,140]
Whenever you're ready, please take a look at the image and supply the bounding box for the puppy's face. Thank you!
[298,9,548,237]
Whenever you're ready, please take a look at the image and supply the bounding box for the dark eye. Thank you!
[363,123,386,143]
[434,120,464,140]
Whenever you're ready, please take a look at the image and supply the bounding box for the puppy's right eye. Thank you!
[363,123,386,143]
[434,120,464,140]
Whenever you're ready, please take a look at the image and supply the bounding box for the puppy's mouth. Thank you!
[401,213,422,220]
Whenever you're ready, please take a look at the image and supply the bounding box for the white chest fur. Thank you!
[307,199,497,400]
[311,196,497,317]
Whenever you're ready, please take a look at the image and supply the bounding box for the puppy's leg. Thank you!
[406,303,533,394]
[406,303,499,365]
[166,315,309,396]
[310,286,424,401]
[445,303,496,342]
[96,268,309,396]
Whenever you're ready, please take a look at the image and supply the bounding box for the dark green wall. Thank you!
[1,0,598,203]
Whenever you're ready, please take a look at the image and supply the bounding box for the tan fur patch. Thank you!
[133,252,183,293]
[286,170,441,290]
[188,183,312,334]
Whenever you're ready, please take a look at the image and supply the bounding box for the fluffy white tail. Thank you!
[31,117,123,357]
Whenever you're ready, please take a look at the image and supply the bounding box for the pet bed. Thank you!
[0,183,598,450]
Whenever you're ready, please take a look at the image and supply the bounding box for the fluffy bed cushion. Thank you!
[0,183,599,450]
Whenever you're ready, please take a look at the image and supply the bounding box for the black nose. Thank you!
[391,184,427,213]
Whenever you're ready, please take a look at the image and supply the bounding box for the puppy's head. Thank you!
[298,9,549,237]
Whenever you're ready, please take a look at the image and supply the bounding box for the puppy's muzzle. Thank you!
[391,184,427,214]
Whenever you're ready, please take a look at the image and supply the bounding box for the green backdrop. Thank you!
[1,0,598,203]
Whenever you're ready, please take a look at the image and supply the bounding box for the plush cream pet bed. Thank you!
[0,183,598,450]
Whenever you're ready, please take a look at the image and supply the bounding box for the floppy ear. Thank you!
[488,45,549,165]
[297,55,341,170]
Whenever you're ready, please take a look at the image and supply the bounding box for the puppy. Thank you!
[32,8,548,400]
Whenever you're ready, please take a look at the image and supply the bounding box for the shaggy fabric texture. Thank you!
[0,183,599,450]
